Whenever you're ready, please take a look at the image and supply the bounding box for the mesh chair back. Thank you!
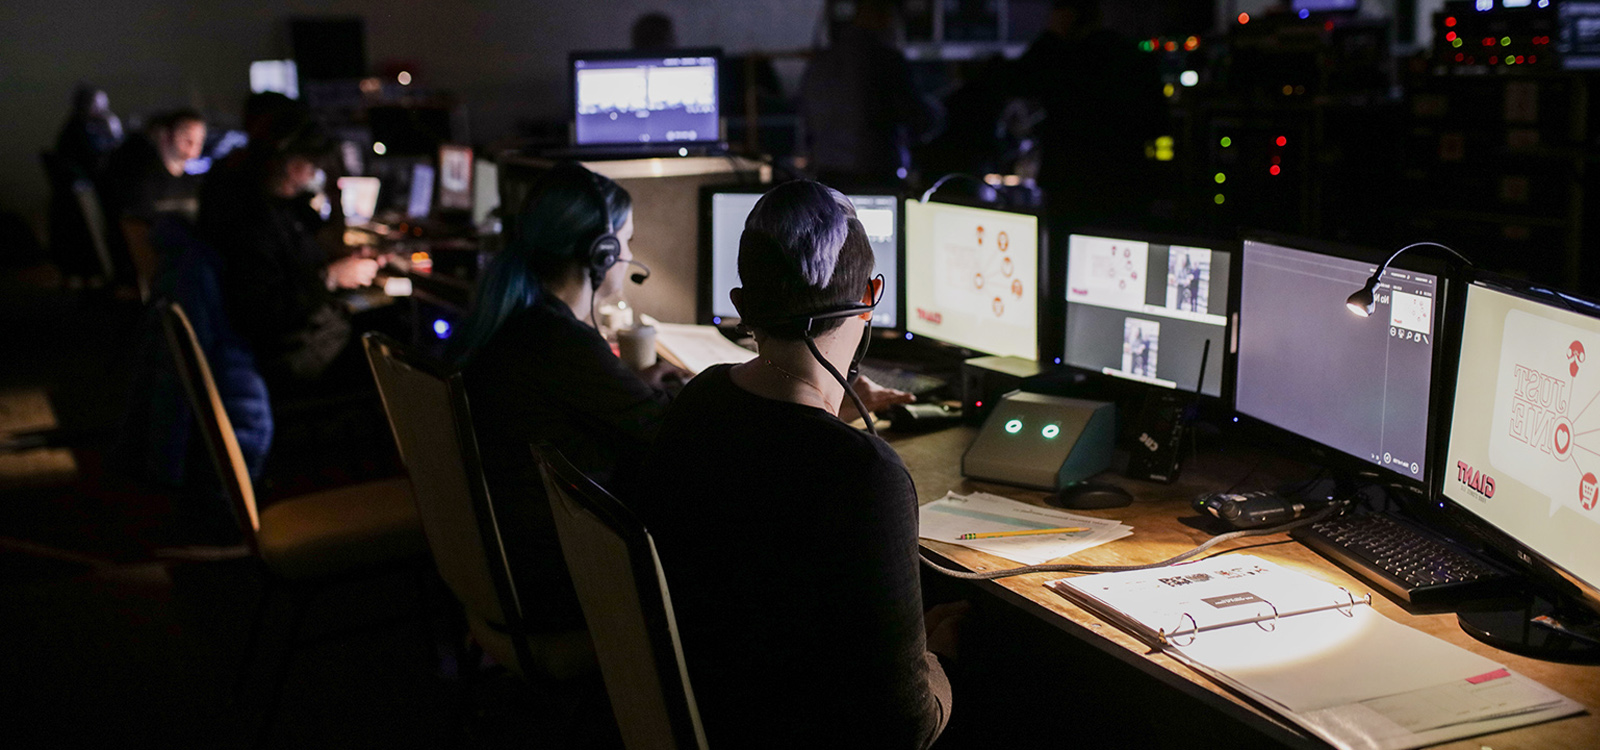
[536,445,708,750]
[362,333,526,662]
[159,301,261,543]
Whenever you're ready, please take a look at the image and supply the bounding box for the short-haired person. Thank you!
[629,180,957,747]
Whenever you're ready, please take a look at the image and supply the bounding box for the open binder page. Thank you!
[652,323,757,375]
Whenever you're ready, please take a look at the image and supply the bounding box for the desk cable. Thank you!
[919,501,1348,581]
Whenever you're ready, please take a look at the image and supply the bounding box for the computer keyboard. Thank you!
[857,363,949,396]
[1290,511,1517,606]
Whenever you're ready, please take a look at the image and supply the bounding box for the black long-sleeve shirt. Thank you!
[629,365,948,748]
[463,295,671,630]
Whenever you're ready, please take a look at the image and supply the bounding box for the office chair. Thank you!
[362,332,596,682]
[158,301,426,734]
[536,444,709,750]
[39,150,116,286]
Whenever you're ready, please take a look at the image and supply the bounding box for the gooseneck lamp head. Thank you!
[1344,242,1473,319]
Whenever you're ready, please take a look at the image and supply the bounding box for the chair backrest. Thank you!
[361,332,530,667]
[158,300,261,546]
[536,445,708,750]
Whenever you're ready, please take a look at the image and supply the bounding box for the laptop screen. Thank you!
[571,49,720,148]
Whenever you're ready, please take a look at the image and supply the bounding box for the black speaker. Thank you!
[1125,391,1187,483]
[960,355,1041,425]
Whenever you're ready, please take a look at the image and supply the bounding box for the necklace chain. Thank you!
[760,357,831,405]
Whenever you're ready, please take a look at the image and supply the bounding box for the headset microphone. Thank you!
[625,259,651,285]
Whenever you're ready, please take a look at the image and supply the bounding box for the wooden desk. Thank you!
[889,426,1598,749]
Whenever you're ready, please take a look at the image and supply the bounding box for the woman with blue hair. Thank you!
[451,162,682,630]
[631,180,958,748]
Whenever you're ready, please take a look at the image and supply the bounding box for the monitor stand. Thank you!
[1457,596,1600,664]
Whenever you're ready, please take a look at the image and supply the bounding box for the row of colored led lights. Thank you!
[1212,136,1288,205]
[1140,36,1201,53]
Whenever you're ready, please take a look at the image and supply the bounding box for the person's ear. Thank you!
[730,287,745,318]
[858,277,882,319]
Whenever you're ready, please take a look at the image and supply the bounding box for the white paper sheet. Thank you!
[918,491,1132,565]
[654,323,758,375]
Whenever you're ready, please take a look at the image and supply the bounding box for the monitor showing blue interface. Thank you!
[1063,234,1230,397]
[1442,281,1600,609]
[1236,240,1437,478]
[706,190,899,329]
[903,199,1040,360]
[572,51,719,147]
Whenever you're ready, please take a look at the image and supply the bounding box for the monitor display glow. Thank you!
[437,145,473,211]
[1236,240,1437,478]
[707,191,899,329]
[573,52,719,146]
[337,176,381,225]
[407,164,435,220]
[1063,234,1230,396]
[249,59,299,99]
[1443,283,1600,598]
[903,199,1039,360]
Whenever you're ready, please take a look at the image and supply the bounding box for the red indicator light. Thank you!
[1164,41,1177,51]
[1271,155,1281,165]
[1483,37,1495,47]
[1516,56,1525,64]
[1239,12,1250,24]
[1490,56,1498,64]
[1455,52,1465,62]
[1530,55,1538,63]
[1446,31,1457,41]
[1269,165,1281,176]
[1445,16,1457,27]
[1275,136,1287,147]
[976,401,984,408]
[1325,20,1335,31]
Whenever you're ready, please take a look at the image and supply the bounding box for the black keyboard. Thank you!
[857,363,949,396]
[1291,512,1517,606]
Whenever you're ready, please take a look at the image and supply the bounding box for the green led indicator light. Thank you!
[1452,38,1463,48]
[1220,136,1232,148]
[1004,419,1023,435]
[1501,37,1511,47]
[1214,193,1226,205]
[1214,172,1226,184]
[1041,424,1061,439]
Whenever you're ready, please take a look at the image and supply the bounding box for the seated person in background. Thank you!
[449,162,682,631]
[104,108,208,291]
[208,120,379,391]
[628,180,956,748]
[54,85,124,184]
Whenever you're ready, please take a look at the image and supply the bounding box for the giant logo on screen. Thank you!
[1489,310,1600,517]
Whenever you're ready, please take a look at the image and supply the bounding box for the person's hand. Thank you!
[639,360,691,391]
[925,600,971,662]
[327,255,380,289]
[840,375,916,422]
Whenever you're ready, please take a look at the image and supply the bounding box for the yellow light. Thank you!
[1163,83,1176,97]
[1214,172,1226,184]
[372,141,387,155]
[1282,85,1294,96]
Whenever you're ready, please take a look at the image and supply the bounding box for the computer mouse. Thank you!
[1046,480,1134,510]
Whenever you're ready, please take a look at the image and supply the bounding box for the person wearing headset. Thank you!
[628,180,959,748]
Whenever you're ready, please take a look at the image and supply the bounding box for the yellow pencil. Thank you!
[958,527,1088,540]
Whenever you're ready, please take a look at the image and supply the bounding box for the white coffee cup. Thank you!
[617,324,658,371]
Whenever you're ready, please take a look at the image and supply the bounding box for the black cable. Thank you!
[919,501,1347,581]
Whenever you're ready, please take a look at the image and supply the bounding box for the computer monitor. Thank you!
[437,145,473,212]
[570,49,721,149]
[1438,277,1600,651]
[472,159,499,229]
[903,199,1041,361]
[700,188,900,330]
[1063,233,1231,398]
[407,163,435,220]
[337,176,382,225]
[1235,238,1439,481]
[249,60,299,99]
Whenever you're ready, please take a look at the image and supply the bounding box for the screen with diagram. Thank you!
[1236,240,1437,478]
[1063,234,1230,397]
[573,53,719,146]
[904,199,1039,360]
[706,191,899,329]
[1443,283,1600,591]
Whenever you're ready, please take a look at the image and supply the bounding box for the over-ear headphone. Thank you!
[579,166,623,291]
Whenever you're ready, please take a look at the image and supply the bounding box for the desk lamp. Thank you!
[1346,241,1474,317]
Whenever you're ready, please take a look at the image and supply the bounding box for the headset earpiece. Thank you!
[579,166,621,290]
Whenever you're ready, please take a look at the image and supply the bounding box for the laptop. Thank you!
[549,48,728,160]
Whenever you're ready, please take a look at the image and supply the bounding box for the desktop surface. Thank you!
[889,424,1599,749]
[903,199,1040,361]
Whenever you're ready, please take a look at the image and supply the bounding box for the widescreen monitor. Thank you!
[1235,239,1439,480]
[1440,279,1600,624]
[571,49,720,148]
[701,189,900,329]
[249,60,299,99]
[903,199,1040,361]
[1063,233,1231,398]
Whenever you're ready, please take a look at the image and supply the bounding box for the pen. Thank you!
[958,527,1088,540]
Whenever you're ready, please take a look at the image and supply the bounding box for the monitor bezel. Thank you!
[568,47,725,149]
[901,195,1049,363]
[695,183,907,333]
[1058,227,1239,403]
[1429,268,1600,620]
[1232,232,1452,493]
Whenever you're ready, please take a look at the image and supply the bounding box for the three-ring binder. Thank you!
[1157,591,1374,646]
